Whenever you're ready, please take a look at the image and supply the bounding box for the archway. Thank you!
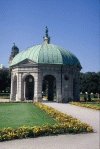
[42,75,56,101]
[25,75,34,100]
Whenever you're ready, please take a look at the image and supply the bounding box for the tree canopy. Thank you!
[0,69,11,92]
[80,72,100,94]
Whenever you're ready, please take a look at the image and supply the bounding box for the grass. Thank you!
[79,97,100,109]
[0,96,10,99]
[0,93,10,99]
[85,102,100,107]
[0,102,93,141]
[70,101,100,110]
[0,103,57,129]
[80,102,100,108]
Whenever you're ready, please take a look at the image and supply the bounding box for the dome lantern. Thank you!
[43,26,50,44]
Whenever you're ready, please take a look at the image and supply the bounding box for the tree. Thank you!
[80,72,88,93]
[80,71,100,97]
[0,69,11,92]
[97,72,100,95]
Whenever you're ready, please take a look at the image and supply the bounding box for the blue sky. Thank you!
[0,0,99,72]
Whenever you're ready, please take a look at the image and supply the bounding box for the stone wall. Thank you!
[10,62,81,102]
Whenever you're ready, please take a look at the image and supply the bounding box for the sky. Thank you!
[0,0,99,72]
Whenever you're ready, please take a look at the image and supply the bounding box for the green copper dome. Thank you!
[10,44,80,66]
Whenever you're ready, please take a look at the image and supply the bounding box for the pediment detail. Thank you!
[18,59,37,66]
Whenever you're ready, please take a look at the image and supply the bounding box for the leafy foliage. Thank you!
[0,69,11,92]
[80,72,100,94]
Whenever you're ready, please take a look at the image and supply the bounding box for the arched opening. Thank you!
[13,75,17,100]
[42,75,56,101]
[25,75,34,100]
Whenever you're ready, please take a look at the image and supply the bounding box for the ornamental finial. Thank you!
[43,26,50,44]
[45,26,48,37]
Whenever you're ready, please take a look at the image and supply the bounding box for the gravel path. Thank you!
[0,101,100,149]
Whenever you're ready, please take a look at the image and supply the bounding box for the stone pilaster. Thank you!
[73,75,80,101]
[56,73,62,103]
[10,73,14,101]
[62,74,69,103]
[16,73,22,101]
[34,72,42,102]
[24,81,26,100]
[68,73,73,101]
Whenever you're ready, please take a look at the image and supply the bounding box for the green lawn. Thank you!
[84,102,100,107]
[70,101,100,110]
[0,103,57,129]
[79,101,100,107]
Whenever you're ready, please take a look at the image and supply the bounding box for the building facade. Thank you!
[9,27,82,102]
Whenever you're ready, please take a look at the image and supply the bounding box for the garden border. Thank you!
[0,102,93,142]
[69,102,100,110]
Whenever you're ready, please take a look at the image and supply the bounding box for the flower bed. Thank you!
[34,102,93,132]
[0,102,93,142]
[70,102,100,110]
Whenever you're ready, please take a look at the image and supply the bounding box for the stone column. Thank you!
[56,73,62,103]
[73,75,80,101]
[24,81,26,100]
[68,73,73,101]
[10,73,14,101]
[10,73,17,101]
[16,73,22,101]
[73,70,81,102]
[34,72,42,102]
[21,79,24,101]
[62,73,69,103]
